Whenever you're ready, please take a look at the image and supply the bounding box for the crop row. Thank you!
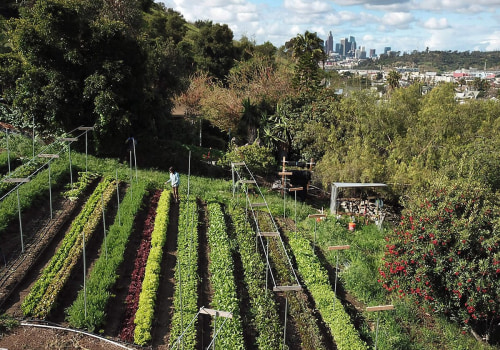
[0,156,70,234]
[133,189,171,345]
[21,177,116,318]
[119,189,162,342]
[287,229,368,350]
[66,180,150,331]
[169,197,199,349]
[260,213,325,348]
[206,202,245,349]
[229,205,282,349]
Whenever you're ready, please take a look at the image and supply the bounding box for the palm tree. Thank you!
[387,70,402,91]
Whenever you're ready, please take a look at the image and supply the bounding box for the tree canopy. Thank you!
[1,0,191,154]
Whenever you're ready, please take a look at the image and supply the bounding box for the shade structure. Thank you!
[330,182,387,214]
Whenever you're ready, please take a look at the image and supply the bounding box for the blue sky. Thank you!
[158,0,500,54]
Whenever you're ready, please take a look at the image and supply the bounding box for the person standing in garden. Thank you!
[165,166,180,203]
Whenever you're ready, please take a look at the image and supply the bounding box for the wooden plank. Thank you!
[199,307,233,318]
[250,203,266,207]
[328,245,350,251]
[59,137,78,142]
[38,154,59,158]
[278,171,293,176]
[308,214,327,218]
[77,126,94,130]
[366,305,394,312]
[231,162,245,166]
[288,187,303,192]
[258,232,279,237]
[273,285,302,292]
[2,178,30,183]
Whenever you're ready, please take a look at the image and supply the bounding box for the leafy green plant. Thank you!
[0,155,72,234]
[0,314,19,334]
[169,197,199,349]
[22,177,115,318]
[62,172,99,200]
[206,202,245,349]
[66,180,149,331]
[229,205,281,349]
[287,228,368,350]
[133,189,171,345]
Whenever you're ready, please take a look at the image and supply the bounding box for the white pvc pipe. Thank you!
[20,322,134,349]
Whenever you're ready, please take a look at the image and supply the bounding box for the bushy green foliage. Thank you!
[0,156,70,234]
[3,0,189,155]
[0,314,19,334]
[220,142,276,176]
[379,179,500,341]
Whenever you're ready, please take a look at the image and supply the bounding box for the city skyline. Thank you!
[159,0,500,54]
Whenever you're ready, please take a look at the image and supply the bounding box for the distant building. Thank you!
[325,31,334,54]
[384,46,391,54]
[340,38,348,56]
[349,36,356,56]
[369,49,376,58]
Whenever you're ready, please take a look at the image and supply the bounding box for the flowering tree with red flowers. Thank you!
[379,180,500,342]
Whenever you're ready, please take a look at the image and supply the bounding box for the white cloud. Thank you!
[330,0,410,5]
[381,12,414,28]
[284,0,333,14]
[482,31,500,50]
[417,0,500,13]
[422,17,450,30]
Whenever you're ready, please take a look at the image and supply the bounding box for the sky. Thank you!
[158,0,500,55]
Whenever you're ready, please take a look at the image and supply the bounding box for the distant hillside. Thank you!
[358,50,500,73]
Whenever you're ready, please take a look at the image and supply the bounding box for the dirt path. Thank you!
[151,198,180,349]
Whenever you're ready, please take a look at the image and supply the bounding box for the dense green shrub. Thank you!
[379,180,500,342]
[220,142,276,176]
